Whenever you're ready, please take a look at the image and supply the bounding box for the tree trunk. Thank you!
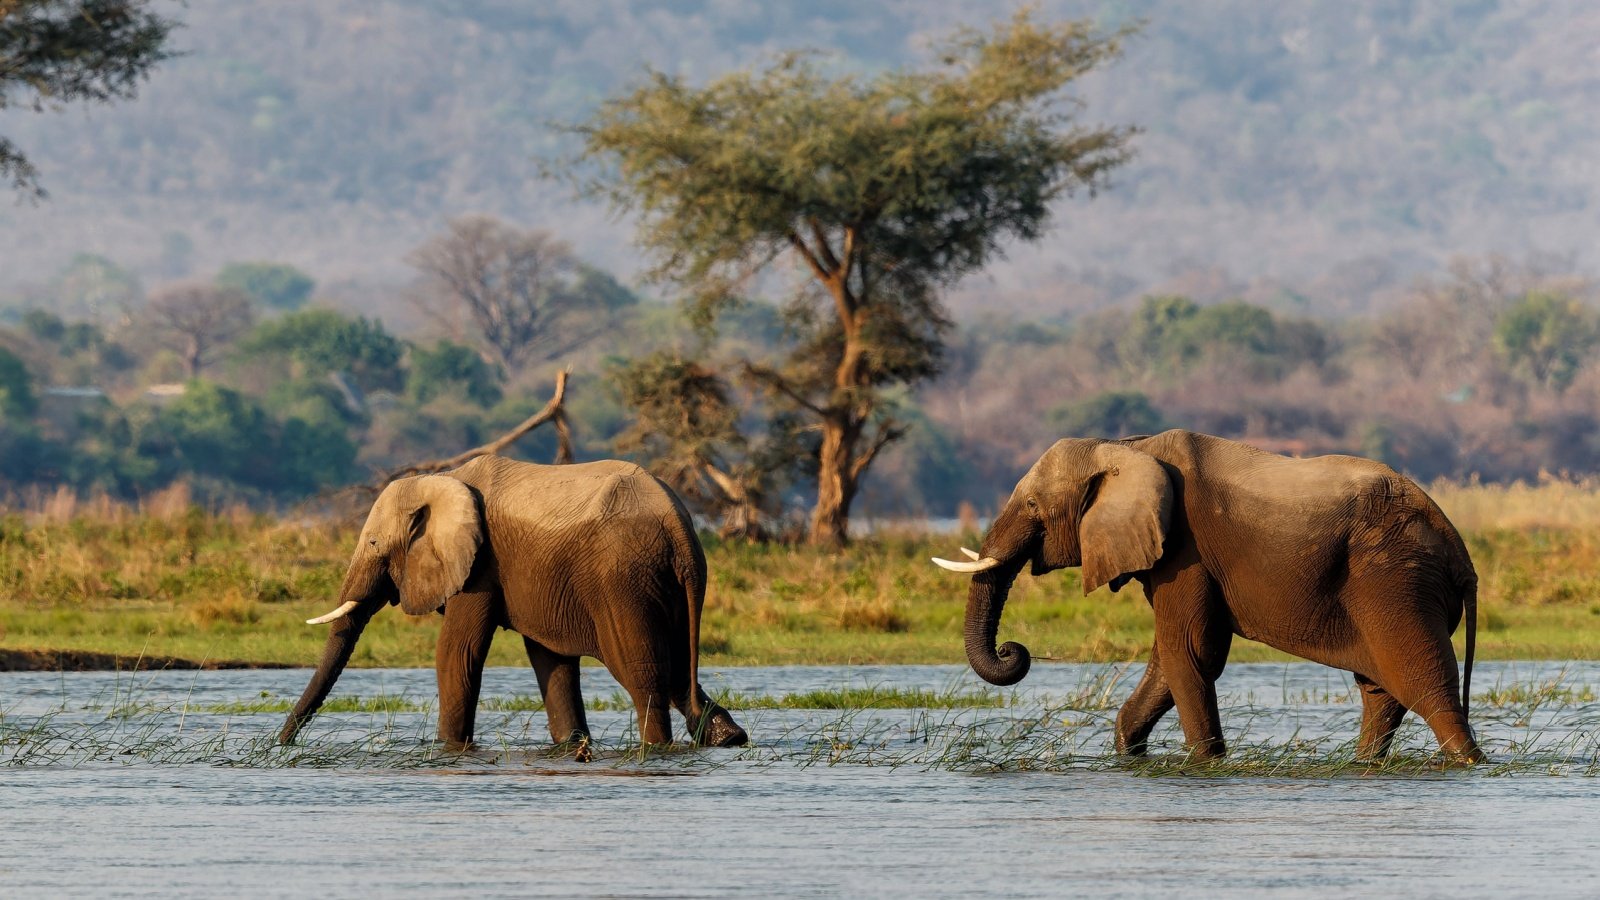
[184,335,202,379]
[808,413,860,547]
[703,464,768,542]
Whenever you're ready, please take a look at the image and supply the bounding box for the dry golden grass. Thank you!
[1430,475,1600,531]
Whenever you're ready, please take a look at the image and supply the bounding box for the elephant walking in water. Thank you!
[935,429,1482,763]
[279,455,747,752]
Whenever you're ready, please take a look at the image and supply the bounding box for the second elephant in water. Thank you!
[279,455,747,751]
[935,429,1481,763]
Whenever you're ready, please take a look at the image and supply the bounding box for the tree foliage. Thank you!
[216,261,315,311]
[0,0,173,194]
[1494,291,1598,394]
[239,308,404,393]
[153,381,355,495]
[0,344,36,419]
[408,339,502,407]
[579,10,1134,544]
[1050,391,1168,439]
[1106,295,1331,382]
[49,252,142,323]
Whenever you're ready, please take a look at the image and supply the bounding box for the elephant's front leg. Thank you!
[524,638,590,746]
[436,591,498,751]
[1115,642,1175,755]
[1149,569,1231,759]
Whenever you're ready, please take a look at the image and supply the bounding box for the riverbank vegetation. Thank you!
[3,478,1600,667]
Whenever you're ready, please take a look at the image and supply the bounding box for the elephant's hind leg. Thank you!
[1354,674,1407,762]
[437,591,498,751]
[1353,584,1484,764]
[626,681,674,746]
[596,629,675,746]
[524,638,590,746]
[1116,642,1175,756]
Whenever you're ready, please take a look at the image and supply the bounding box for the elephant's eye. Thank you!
[1026,497,1039,513]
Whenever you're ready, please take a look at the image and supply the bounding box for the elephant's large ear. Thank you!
[396,475,483,615]
[1079,444,1172,595]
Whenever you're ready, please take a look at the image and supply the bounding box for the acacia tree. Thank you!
[406,215,634,373]
[145,282,255,378]
[579,12,1135,545]
[0,0,173,194]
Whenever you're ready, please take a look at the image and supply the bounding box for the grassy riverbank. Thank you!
[3,480,1600,668]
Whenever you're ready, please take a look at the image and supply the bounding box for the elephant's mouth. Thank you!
[1028,541,1053,577]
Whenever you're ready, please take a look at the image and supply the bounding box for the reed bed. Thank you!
[10,668,1600,777]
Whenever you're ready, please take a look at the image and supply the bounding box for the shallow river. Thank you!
[5,661,1600,897]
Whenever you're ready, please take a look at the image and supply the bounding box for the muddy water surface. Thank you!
[4,662,1600,897]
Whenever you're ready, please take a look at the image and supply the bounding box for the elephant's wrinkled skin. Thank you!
[279,456,747,751]
[945,430,1481,763]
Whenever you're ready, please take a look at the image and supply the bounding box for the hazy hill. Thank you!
[1,0,1596,318]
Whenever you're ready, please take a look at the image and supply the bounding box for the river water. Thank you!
[4,661,1600,897]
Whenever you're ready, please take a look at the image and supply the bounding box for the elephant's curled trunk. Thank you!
[964,557,1031,686]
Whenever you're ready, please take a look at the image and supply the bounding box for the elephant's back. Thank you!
[458,455,682,559]
[457,456,662,517]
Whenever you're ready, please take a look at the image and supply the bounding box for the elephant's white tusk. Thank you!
[960,547,981,560]
[306,600,360,625]
[931,555,1001,573]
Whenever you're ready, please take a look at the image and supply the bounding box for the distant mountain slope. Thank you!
[1,0,1595,316]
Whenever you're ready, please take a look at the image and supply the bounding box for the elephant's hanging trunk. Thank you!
[278,563,389,744]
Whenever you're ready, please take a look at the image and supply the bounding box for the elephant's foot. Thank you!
[690,707,748,747]
[706,718,748,747]
[442,739,476,753]
[1440,745,1486,767]
[1184,739,1227,761]
[1115,737,1150,757]
[550,730,594,762]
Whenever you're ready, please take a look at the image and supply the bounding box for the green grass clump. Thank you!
[207,693,424,715]
[737,685,1010,709]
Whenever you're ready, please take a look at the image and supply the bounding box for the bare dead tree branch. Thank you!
[848,419,906,482]
[377,369,571,484]
[406,215,626,372]
[740,359,826,417]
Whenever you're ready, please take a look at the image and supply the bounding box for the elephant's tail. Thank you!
[665,502,710,727]
[1410,482,1478,714]
[679,533,710,728]
[1461,570,1477,714]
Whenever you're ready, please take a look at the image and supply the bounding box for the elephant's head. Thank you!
[279,475,483,744]
[933,439,1172,685]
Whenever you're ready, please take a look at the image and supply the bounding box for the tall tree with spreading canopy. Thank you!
[578,11,1136,545]
[0,0,174,194]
